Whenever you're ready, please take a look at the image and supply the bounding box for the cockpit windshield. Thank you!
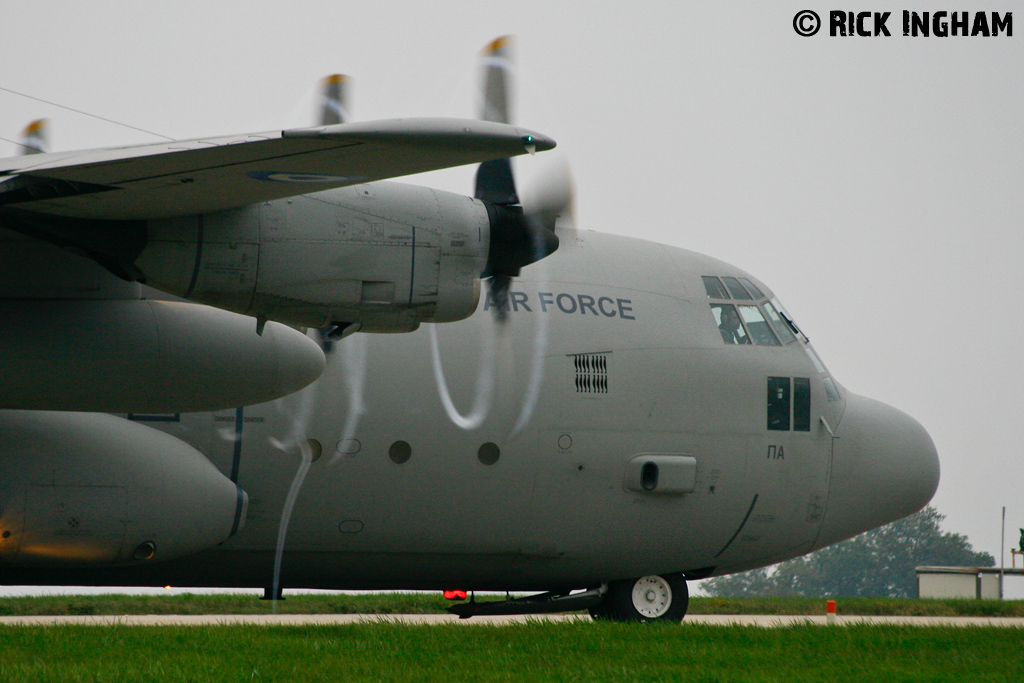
[711,304,750,345]
[762,301,796,344]
[737,305,780,346]
[703,275,804,346]
[721,277,753,300]
[702,275,839,405]
[701,276,729,300]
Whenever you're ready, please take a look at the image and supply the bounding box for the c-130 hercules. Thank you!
[0,38,937,621]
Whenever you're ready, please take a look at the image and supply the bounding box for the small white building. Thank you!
[916,566,1024,599]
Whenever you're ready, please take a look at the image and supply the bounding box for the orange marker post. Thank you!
[826,599,837,625]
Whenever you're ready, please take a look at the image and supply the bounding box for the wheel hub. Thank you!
[631,575,672,618]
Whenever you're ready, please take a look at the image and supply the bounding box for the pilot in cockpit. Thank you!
[717,305,750,345]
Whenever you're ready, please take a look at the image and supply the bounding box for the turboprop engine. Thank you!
[135,181,534,333]
[0,411,246,568]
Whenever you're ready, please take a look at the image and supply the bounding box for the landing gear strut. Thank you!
[589,574,689,622]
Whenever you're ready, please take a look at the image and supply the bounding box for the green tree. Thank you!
[703,506,993,598]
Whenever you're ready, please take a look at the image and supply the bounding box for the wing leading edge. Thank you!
[0,118,554,220]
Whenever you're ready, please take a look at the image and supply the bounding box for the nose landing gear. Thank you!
[589,574,689,622]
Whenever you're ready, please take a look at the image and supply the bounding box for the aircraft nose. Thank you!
[816,392,939,548]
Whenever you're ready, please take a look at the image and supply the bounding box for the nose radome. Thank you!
[815,392,940,549]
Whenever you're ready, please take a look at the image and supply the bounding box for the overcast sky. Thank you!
[2,1,1021,595]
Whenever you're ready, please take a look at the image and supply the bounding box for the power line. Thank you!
[0,85,174,141]
[0,134,36,153]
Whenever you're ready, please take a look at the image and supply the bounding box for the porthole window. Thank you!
[477,442,500,465]
[389,440,412,464]
[306,439,323,462]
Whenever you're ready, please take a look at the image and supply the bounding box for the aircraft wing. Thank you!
[0,118,553,220]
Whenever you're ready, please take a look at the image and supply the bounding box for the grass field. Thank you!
[1,592,1023,617]
[1,620,1022,682]
[3,595,1023,682]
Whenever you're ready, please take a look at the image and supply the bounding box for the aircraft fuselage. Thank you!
[0,217,939,594]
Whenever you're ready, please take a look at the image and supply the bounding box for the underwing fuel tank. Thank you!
[0,411,247,567]
[0,299,325,412]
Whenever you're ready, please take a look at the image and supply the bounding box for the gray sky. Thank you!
[2,1,1022,594]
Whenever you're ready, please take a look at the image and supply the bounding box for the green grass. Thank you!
[0,621,1022,682]
[689,596,1024,617]
[0,591,451,616]
[2,592,1023,617]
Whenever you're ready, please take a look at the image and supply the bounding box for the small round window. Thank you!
[477,442,500,466]
[389,440,412,464]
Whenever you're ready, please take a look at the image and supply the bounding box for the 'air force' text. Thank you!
[484,291,636,320]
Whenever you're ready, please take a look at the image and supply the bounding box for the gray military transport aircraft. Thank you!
[0,38,938,621]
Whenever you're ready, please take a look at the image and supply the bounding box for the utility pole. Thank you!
[1000,506,1006,600]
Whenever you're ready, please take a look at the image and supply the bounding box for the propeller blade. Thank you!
[475,158,518,205]
[487,274,512,324]
[19,119,48,155]
[479,36,513,124]
[521,156,575,233]
[319,74,350,126]
[474,37,518,205]
[316,75,354,343]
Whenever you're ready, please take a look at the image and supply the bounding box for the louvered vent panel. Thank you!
[572,354,609,394]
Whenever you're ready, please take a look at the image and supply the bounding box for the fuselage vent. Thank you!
[572,353,609,394]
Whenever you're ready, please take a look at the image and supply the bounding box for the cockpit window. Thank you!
[762,301,796,344]
[822,377,842,402]
[721,277,752,300]
[702,276,729,299]
[771,297,803,338]
[711,304,750,345]
[737,306,780,346]
[703,275,809,348]
[739,278,764,299]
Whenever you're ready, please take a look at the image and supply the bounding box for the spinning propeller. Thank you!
[474,36,571,322]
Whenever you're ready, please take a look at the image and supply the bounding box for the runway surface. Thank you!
[2,614,1023,627]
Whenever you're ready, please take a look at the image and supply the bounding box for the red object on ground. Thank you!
[444,590,468,600]
[826,600,837,615]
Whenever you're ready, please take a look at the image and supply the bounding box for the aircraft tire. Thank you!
[588,574,688,623]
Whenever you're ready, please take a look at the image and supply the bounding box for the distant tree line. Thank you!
[702,506,994,598]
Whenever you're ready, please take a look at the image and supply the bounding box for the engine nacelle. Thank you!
[0,299,325,413]
[0,411,246,568]
[136,182,490,332]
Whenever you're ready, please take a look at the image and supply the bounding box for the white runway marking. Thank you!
[1,614,1022,627]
